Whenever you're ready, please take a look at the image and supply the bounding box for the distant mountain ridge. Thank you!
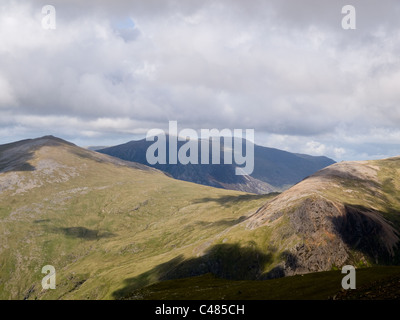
[98,137,335,194]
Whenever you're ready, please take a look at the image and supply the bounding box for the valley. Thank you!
[0,136,399,300]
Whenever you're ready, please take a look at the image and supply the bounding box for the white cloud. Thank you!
[304,141,327,156]
[333,147,346,159]
[0,76,16,107]
[0,0,400,160]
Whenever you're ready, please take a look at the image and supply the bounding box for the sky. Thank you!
[1,0,400,161]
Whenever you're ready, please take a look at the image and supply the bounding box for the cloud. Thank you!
[0,0,400,160]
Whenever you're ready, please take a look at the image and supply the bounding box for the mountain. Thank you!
[244,157,400,274]
[0,136,271,299]
[251,145,335,189]
[86,146,110,151]
[97,137,335,194]
[0,136,399,300]
[117,157,400,300]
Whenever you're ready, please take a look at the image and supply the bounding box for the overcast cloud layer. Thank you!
[1,0,400,160]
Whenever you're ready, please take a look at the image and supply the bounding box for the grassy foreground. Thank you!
[126,266,400,300]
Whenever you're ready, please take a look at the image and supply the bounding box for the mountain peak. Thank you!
[0,135,76,174]
[0,136,154,176]
[0,135,75,153]
[31,135,76,147]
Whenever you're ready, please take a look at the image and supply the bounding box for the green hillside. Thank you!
[0,136,399,300]
[0,136,272,299]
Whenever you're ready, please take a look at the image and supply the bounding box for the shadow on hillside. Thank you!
[266,251,300,278]
[193,216,248,228]
[192,193,276,208]
[112,243,298,299]
[11,162,36,172]
[49,226,115,240]
[330,204,400,265]
[0,151,36,173]
[33,219,51,223]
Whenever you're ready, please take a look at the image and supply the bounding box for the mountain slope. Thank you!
[251,145,335,188]
[97,137,275,194]
[1,136,399,300]
[0,136,271,299]
[242,158,400,274]
[97,137,335,194]
[123,157,400,294]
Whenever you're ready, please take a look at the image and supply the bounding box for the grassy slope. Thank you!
[315,158,400,263]
[1,140,399,300]
[0,141,272,299]
[63,156,400,300]
[320,159,400,217]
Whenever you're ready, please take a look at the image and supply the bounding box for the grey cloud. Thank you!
[1,0,400,160]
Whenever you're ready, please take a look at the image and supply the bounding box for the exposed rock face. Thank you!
[285,198,349,274]
[284,197,397,274]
